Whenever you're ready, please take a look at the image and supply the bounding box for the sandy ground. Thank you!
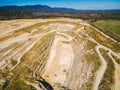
[0,19,44,37]
[0,18,120,90]
[42,23,75,86]
[43,35,74,85]
[115,66,120,90]
[76,26,120,90]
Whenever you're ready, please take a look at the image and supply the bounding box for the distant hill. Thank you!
[0,4,120,20]
[0,5,77,11]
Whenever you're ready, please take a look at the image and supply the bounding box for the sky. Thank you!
[0,0,120,10]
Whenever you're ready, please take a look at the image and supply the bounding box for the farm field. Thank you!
[92,19,120,41]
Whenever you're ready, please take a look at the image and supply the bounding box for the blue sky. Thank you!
[0,0,120,10]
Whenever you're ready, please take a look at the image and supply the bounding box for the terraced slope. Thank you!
[0,18,120,90]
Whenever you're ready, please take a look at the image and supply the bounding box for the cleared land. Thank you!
[0,18,120,90]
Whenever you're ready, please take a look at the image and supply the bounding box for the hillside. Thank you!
[0,5,77,11]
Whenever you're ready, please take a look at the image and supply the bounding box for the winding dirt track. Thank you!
[93,46,107,90]
[10,30,56,71]
[76,26,120,90]
[0,19,120,90]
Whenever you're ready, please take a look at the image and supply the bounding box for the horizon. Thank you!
[0,0,120,10]
[0,4,120,10]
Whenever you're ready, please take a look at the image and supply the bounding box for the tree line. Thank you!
[0,9,120,20]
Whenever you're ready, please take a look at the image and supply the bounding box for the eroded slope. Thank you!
[0,18,120,90]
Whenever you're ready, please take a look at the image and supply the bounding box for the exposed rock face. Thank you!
[0,18,120,90]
